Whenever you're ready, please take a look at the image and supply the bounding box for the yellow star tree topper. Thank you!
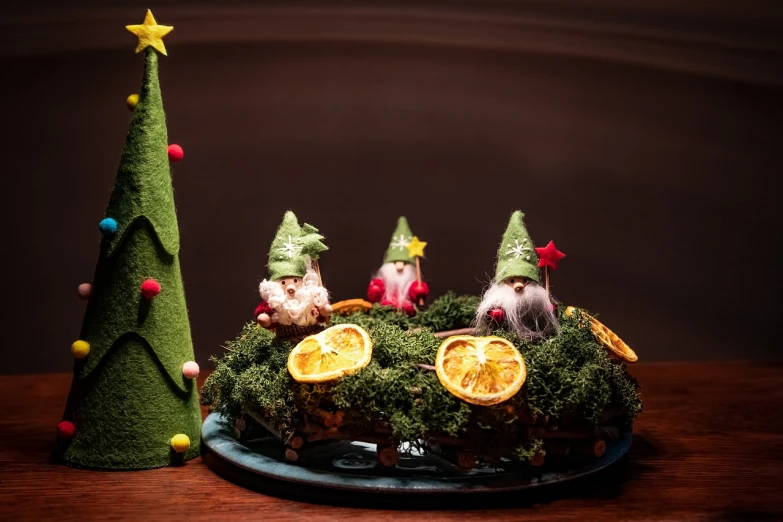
[126,10,173,55]
[407,236,427,258]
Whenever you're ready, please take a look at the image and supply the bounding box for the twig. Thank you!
[545,266,550,295]
[414,257,424,306]
[433,327,475,338]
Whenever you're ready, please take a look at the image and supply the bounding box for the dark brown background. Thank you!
[1,1,781,374]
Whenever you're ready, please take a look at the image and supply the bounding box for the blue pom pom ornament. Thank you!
[99,217,118,236]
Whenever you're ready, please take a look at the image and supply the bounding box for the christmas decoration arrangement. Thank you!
[56,11,202,470]
[203,210,641,471]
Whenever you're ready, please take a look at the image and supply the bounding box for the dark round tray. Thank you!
[202,412,632,495]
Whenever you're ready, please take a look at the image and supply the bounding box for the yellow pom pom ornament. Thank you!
[71,340,90,359]
[170,434,190,453]
[126,94,139,110]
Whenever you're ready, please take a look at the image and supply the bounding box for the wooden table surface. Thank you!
[1,362,782,521]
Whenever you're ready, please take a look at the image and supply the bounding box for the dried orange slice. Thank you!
[435,335,526,406]
[564,306,638,363]
[287,324,372,383]
[331,298,373,316]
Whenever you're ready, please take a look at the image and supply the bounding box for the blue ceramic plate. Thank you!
[202,412,631,495]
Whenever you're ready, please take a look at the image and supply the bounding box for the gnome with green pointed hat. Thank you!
[256,211,333,334]
[474,211,559,341]
[367,216,429,315]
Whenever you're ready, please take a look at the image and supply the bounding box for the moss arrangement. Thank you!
[202,295,641,464]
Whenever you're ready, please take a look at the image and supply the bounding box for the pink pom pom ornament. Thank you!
[141,279,161,299]
[182,361,200,379]
[77,283,92,299]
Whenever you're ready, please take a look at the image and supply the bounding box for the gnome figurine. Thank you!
[474,211,559,342]
[255,211,333,337]
[366,216,429,316]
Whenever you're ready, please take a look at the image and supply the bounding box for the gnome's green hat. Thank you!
[384,216,415,264]
[267,211,328,280]
[494,211,540,283]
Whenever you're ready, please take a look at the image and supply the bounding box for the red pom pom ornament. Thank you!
[167,144,184,162]
[367,284,384,303]
[141,279,161,299]
[57,421,75,440]
[408,281,429,300]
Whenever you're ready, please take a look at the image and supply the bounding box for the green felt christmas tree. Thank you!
[57,11,201,470]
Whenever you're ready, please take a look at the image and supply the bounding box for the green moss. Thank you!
[331,292,480,332]
[202,300,642,463]
[413,292,480,332]
[331,304,412,330]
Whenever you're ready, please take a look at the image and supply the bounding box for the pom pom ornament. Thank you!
[170,434,190,453]
[167,144,184,162]
[98,218,118,237]
[140,278,161,299]
[126,94,139,110]
[77,283,92,299]
[57,421,75,440]
[182,361,199,379]
[71,340,90,359]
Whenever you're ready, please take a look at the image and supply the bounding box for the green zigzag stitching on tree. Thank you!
[62,335,201,469]
[78,219,193,393]
[75,331,191,394]
[103,215,175,261]
[104,48,179,258]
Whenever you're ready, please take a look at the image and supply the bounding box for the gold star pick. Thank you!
[126,10,173,56]
[407,236,427,258]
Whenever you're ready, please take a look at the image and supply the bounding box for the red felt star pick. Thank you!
[535,240,566,270]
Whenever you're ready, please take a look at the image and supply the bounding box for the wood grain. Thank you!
[1,363,782,520]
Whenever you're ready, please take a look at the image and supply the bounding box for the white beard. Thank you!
[474,281,559,342]
[376,262,417,304]
[259,270,329,326]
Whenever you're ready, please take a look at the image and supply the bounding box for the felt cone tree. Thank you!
[58,11,201,470]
